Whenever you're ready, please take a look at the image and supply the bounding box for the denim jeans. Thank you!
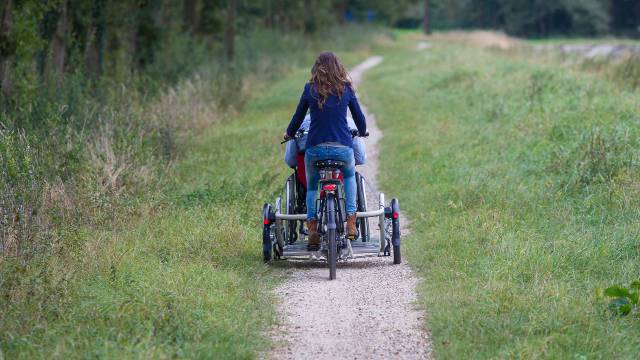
[305,145,357,220]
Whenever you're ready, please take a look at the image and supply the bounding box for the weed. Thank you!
[603,281,640,316]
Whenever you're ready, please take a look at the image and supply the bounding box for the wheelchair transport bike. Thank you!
[262,128,402,280]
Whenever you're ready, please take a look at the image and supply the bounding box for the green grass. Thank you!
[362,33,640,358]
[0,41,373,358]
[527,37,640,45]
[0,76,292,359]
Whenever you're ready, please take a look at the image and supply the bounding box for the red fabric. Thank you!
[296,153,307,188]
[296,153,344,197]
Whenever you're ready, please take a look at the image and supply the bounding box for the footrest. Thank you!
[281,240,381,257]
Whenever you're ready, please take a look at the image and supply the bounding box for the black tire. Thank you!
[393,245,401,265]
[262,203,273,263]
[285,174,297,244]
[391,198,401,265]
[356,172,369,242]
[326,193,337,280]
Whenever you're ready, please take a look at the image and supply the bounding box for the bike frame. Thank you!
[315,166,347,256]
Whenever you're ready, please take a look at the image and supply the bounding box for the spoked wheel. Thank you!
[326,193,337,280]
[284,175,298,244]
[356,172,370,242]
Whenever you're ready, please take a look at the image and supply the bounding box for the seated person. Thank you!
[284,113,366,169]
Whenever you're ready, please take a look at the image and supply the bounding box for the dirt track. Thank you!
[268,57,432,360]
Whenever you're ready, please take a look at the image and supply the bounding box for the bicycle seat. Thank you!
[314,159,346,169]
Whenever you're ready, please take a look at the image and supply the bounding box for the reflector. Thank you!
[322,184,337,191]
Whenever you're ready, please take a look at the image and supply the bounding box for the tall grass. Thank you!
[0,25,380,358]
[363,32,640,358]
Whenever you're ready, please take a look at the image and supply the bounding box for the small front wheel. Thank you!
[326,193,337,280]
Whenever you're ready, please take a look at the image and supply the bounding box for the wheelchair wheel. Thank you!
[284,174,298,244]
[356,172,370,242]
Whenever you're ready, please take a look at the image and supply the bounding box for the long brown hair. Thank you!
[309,52,352,109]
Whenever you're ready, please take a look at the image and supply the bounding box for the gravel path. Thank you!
[268,57,432,360]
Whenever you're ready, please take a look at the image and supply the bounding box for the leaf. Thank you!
[604,285,631,298]
[629,292,639,305]
[619,303,633,316]
[629,280,640,290]
[608,297,631,315]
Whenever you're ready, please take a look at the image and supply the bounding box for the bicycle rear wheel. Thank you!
[326,193,337,280]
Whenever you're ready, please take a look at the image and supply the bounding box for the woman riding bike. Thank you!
[284,51,367,251]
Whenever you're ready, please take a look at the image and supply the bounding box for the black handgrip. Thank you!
[350,129,370,137]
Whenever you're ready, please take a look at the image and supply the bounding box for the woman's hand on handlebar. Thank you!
[283,132,292,141]
[350,129,369,138]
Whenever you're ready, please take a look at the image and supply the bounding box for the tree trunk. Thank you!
[49,1,68,84]
[86,0,105,78]
[303,0,313,34]
[423,0,431,35]
[223,0,235,60]
[0,0,14,97]
[335,1,346,25]
[183,0,197,33]
[265,0,273,28]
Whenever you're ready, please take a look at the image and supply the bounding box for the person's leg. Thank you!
[329,146,357,239]
[333,147,357,215]
[304,146,326,250]
[304,147,322,220]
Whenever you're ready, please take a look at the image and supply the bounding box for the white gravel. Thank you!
[268,56,432,360]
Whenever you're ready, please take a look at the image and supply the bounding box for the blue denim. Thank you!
[305,145,357,220]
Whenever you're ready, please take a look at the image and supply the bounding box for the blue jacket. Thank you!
[285,114,366,167]
[286,83,367,148]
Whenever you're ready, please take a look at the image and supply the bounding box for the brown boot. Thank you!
[346,214,357,240]
[307,219,320,251]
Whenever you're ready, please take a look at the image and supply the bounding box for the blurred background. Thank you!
[1,0,639,103]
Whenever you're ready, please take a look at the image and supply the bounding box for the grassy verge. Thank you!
[362,32,640,358]
[0,28,377,358]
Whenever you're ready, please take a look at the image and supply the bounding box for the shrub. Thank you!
[0,131,42,258]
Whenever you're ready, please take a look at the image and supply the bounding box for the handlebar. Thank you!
[282,128,368,144]
[350,129,369,138]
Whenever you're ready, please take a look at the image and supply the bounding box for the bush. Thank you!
[0,131,42,258]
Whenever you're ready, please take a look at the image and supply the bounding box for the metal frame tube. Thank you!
[378,193,386,253]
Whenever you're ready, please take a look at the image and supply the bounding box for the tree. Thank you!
[423,0,430,34]
[85,0,105,78]
[0,0,14,96]
[183,0,198,33]
[224,0,235,59]
[48,1,68,84]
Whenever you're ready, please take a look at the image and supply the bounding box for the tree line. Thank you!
[0,0,414,102]
[426,0,640,37]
